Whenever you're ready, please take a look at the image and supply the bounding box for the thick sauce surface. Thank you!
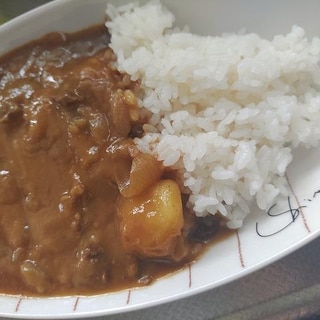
[0,25,224,296]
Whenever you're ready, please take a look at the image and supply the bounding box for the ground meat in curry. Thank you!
[0,25,223,296]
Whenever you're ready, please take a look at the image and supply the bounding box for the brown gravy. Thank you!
[0,25,227,296]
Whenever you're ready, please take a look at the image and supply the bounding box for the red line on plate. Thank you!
[73,296,80,311]
[236,230,245,268]
[15,297,23,312]
[126,290,131,305]
[188,263,192,288]
[285,173,311,233]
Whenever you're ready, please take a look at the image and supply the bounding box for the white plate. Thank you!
[1,0,320,318]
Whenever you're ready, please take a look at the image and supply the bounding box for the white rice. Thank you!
[106,1,320,228]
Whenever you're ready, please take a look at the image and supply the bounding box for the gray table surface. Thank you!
[1,1,320,319]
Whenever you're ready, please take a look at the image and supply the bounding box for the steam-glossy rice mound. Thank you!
[106,1,320,228]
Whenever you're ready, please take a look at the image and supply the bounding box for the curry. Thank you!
[0,25,222,296]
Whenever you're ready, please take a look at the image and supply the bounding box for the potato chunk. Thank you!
[118,179,183,258]
[117,153,163,198]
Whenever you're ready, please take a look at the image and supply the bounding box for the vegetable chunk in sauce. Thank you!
[0,25,222,296]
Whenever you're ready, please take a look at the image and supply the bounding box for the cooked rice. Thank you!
[106,1,320,228]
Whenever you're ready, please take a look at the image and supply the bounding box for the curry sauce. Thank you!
[0,25,224,296]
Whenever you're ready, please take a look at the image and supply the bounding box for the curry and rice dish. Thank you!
[0,26,223,296]
[2,0,320,296]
